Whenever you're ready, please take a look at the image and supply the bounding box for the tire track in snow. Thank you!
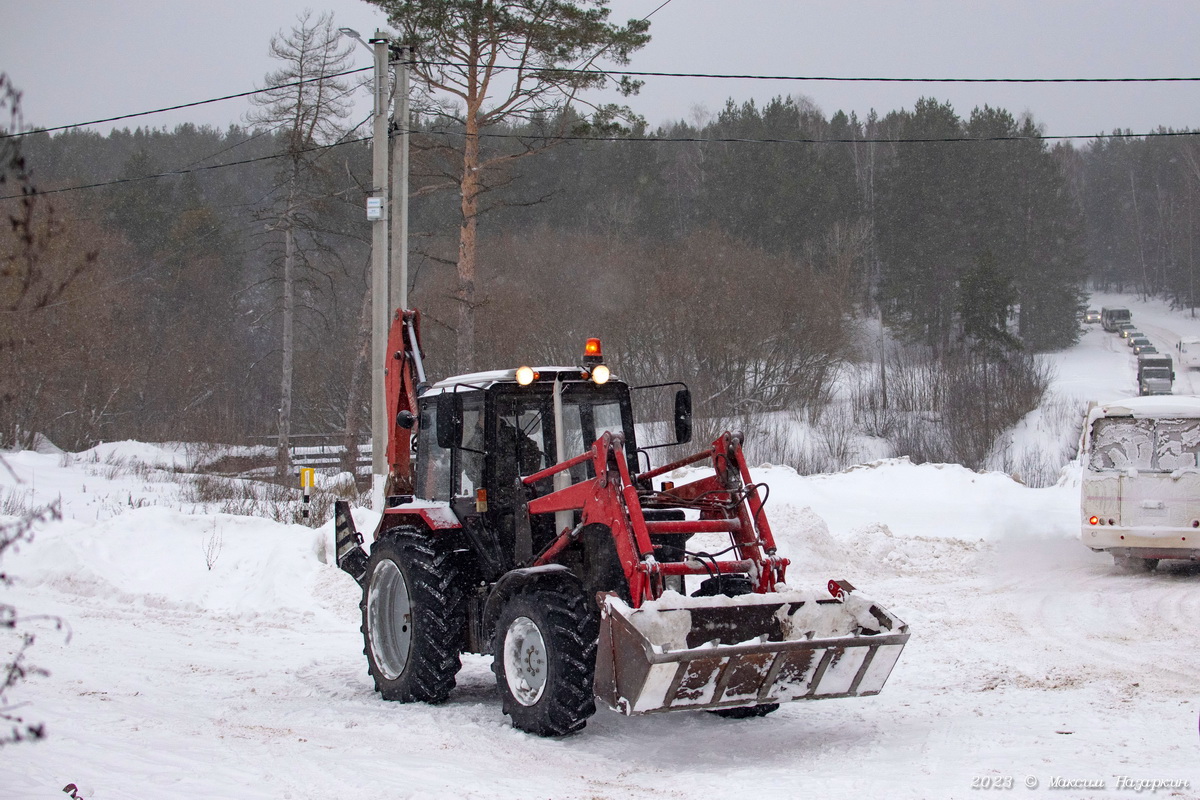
[1007,561,1198,691]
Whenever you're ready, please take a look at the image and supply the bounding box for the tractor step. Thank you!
[594,587,909,715]
[334,500,369,586]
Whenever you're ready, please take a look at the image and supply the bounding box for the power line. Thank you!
[6,60,1200,144]
[0,66,372,140]
[6,123,1199,203]
[464,62,1200,84]
[466,128,1200,145]
[0,136,371,201]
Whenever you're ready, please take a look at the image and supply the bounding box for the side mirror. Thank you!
[396,410,416,430]
[674,388,693,445]
[436,393,459,449]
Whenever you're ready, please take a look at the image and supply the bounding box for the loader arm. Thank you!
[524,431,788,606]
[521,430,909,716]
[385,309,425,495]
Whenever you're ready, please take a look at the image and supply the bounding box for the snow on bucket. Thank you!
[594,588,909,715]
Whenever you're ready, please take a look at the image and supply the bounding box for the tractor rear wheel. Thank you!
[361,527,465,703]
[493,586,598,736]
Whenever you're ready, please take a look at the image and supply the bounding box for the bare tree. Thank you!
[0,74,73,746]
[366,0,650,372]
[248,11,355,478]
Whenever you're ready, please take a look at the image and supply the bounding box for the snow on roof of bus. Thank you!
[1087,395,1200,424]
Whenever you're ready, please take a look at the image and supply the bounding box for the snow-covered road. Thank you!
[2,293,1199,799]
[1088,292,1200,397]
[3,456,1197,800]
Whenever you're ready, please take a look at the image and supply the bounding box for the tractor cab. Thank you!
[414,363,643,577]
[420,369,639,498]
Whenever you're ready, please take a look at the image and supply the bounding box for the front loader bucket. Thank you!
[594,589,909,715]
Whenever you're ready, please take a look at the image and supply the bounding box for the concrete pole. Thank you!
[390,45,411,314]
[370,31,390,510]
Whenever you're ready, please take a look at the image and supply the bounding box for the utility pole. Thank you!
[390,44,411,313]
[340,26,409,510]
[369,30,391,509]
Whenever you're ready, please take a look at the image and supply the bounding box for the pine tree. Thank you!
[364,0,650,372]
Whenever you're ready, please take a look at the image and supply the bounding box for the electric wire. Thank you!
[7,120,1200,203]
[461,62,1200,85]
[0,135,371,201]
[0,66,372,140]
[4,61,1199,142]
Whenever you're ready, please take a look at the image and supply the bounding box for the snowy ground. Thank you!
[2,295,1198,800]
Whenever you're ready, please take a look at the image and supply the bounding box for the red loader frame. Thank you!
[522,429,789,607]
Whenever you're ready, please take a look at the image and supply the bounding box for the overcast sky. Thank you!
[2,0,1198,139]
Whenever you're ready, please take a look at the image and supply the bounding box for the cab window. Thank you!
[416,399,452,500]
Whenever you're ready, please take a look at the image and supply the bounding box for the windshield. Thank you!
[493,382,633,485]
[1142,367,1171,380]
[1089,417,1200,472]
[560,399,625,461]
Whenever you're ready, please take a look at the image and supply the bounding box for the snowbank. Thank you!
[9,506,332,616]
[747,458,1078,544]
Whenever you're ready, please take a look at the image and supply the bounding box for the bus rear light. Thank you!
[1088,516,1099,526]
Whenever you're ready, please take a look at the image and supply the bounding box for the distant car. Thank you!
[1120,326,1140,339]
[1134,342,1157,355]
[1084,309,1101,323]
[1129,337,1151,351]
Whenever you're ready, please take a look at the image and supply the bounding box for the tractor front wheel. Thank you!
[493,586,598,736]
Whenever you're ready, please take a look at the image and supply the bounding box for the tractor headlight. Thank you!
[591,364,610,384]
[516,365,535,385]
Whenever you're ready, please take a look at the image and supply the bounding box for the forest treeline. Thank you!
[3,92,1199,453]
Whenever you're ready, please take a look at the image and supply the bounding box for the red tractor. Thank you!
[336,310,909,736]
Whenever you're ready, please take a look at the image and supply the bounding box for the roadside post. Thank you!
[299,467,315,522]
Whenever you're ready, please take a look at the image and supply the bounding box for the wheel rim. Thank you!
[503,615,548,706]
[368,559,413,680]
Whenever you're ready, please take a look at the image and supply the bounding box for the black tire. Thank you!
[709,703,780,719]
[694,575,779,719]
[492,585,598,736]
[361,527,466,703]
[693,574,754,598]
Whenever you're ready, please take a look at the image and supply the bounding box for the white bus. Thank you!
[1100,306,1132,332]
[1080,396,1200,571]
[1176,336,1200,369]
